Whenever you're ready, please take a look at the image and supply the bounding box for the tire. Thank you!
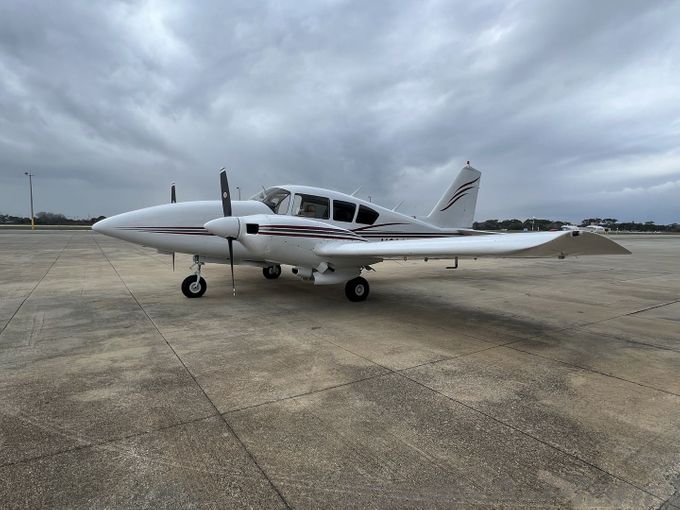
[345,277,369,302]
[263,265,282,280]
[181,276,207,298]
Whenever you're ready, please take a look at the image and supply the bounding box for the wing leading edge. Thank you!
[315,231,631,259]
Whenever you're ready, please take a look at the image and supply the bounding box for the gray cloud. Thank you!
[1,0,678,222]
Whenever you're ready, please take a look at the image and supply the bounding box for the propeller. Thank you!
[219,168,237,296]
[171,182,176,270]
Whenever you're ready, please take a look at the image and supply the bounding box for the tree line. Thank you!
[473,218,680,232]
[0,212,106,225]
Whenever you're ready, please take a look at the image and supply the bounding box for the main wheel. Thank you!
[181,276,207,298]
[345,277,369,302]
[263,265,282,280]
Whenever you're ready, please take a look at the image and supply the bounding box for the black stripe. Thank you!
[443,184,477,208]
[453,176,480,194]
[440,192,469,212]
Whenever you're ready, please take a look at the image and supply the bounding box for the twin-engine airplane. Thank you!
[93,164,630,301]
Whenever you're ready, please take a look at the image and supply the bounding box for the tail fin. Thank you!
[426,165,481,228]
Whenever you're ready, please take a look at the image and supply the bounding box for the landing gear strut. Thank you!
[182,255,207,298]
[345,277,369,302]
[263,264,282,280]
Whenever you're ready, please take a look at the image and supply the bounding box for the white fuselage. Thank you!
[93,185,469,276]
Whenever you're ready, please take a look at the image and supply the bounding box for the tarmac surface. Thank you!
[1,231,679,509]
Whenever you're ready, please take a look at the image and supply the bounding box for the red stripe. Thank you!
[119,226,207,230]
[265,224,350,233]
[259,231,364,241]
[352,222,407,232]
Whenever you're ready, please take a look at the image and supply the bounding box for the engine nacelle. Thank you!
[204,217,240,238]
[313,270,361,285]
[292,267,314,280]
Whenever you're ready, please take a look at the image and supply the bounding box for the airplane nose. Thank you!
[92,216,113,235]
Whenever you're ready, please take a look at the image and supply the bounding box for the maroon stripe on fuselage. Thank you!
[118,226,208,230]
[117,227,214,236]
[352,222,408,232]
[264,224,353,233]
[258,231,364,241]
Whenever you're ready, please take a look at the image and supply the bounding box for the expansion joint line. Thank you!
[396,370,667,506]
[0,412,217,470]
[504,344,680,399]
[308,330,667,506]
[0,233,74,337]
[92,235,291,509]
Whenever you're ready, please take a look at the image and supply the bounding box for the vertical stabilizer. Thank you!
[426,165,481,228]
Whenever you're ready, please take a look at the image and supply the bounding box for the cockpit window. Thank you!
[292,194,330,220]
[333,200,356,222]
[356,205,379,225]
[254,187,291,214]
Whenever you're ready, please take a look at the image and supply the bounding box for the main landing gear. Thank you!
[181,256,207,298]
[345,277,369,302]
[180,258,369,302]
[263,264,282,280]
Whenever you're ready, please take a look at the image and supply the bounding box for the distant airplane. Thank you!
[93,164,630,301]
[561,224,609,234]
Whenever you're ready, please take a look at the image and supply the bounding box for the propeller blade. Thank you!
[220,168,232,216]
[228,238,236,296]
[219,168,236,295]
[171,182,176,203]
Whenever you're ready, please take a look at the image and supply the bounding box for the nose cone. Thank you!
[92,216,115,235]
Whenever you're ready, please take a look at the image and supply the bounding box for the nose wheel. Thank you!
[182,256,207,298]
[182,276,207,298]
[345,277,369,302]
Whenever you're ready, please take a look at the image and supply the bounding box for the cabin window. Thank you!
[333,200,356,222]
[256,188,291,215]
[293,194,330,220]
[356,205,379,225]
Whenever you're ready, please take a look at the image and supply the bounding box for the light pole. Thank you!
[24,172,35,230]
[236,186,241,200]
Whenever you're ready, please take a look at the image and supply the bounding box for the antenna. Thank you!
[392,200,404,211]
[350,185,362,197]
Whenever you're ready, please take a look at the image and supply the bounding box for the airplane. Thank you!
[92,164,630,301]
[561,224,609,234]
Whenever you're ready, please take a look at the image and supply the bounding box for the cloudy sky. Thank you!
[1,0,678,223]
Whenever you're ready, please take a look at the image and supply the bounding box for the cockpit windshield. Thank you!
[252,187,291,214]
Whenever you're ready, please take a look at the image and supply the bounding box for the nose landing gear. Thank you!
[182,255,207,298]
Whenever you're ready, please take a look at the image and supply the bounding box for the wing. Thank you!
[315,231,630,260]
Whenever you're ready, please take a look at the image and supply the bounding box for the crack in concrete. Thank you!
[0,234,74,338]
[304,312,671,506]
[92,234,292,509]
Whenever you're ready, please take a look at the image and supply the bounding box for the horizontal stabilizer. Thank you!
[315,231,631,260]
